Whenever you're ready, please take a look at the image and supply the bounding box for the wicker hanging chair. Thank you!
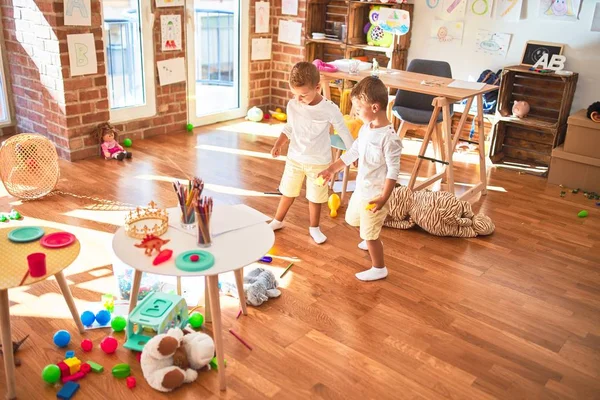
[0,134,60,200]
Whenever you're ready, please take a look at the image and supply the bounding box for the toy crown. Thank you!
[124,201,169,239]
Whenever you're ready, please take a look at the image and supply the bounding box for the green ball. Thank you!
[123,138,132,147]
[188,312,204,329]
[42,364,61,384]
[186,123,194,132]
[578,210,589,218]
[111,316,127,332]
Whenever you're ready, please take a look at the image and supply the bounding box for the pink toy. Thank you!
[81,339,93,352]
[512,100,530,118]
[126,376,136,389]
[80,363,91,374]
[312,59,338,73]
[97,123,132,161]
[100,336,118,354]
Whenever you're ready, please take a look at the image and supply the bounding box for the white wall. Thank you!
[407,0,600,112]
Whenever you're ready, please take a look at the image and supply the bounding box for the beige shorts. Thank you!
[279,159,329,204]
[345,193,390,241]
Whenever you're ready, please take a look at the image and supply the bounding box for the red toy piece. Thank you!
[61,371,85,383]
[100,336,118,354]
[152,249,173,266]
[126,376,136,389]
[190,254,199,262]
[80,339,93,352]
[80,363,91,374]
[57,361,70,378]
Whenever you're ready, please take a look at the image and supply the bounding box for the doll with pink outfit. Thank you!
[97,123,132,161]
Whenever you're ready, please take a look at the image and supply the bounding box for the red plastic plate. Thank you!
[40,232,76,249]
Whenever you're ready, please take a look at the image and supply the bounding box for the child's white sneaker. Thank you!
[355,267,388,282]
[269,219,284,231]
[309,227,327,244]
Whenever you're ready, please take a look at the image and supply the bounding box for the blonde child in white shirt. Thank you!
[270,62,354,244]
[319,76,402,281]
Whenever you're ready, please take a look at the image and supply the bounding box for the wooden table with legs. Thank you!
[320,69,498,201]
[0,227,85,400]
[111,205,274,391]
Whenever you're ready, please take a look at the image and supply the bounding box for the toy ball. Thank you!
[111,316,127,332]
[80,311,95,327]
[41,364,61,384]
[123,138,132,148]
[186,123,194,132]
[53,330,70,348]
[578,210,589,218]
[95,310,111,326]
[101,336,119,354]
[263,113,271,120]
[246,106,264,122]
[188,312,204,329]
[81,339,93,352]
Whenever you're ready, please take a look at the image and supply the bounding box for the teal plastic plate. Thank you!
[8,226,44,243]
[175,250,215,272]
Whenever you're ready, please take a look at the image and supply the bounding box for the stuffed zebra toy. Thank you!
[384,185,495,238]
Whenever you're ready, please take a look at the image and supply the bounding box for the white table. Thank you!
[111,205,274,391]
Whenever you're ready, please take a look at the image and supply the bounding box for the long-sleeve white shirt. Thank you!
[282,98,354,165]
[340,123,403,200]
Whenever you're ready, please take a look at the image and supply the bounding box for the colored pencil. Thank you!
[18,271,29,286]
[236,310,242,319]
[229,329,252,350]
[280,262,294,278]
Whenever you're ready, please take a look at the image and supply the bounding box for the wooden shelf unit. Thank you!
[490,65,578,167]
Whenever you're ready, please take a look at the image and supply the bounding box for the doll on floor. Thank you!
[97,123,132,161]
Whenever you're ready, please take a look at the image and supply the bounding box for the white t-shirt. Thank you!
[282,98,354,165]
[341,123,403,200]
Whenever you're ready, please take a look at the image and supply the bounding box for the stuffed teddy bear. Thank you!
[384,185,495,238]
[243,268,281,307]
[141,327,215,392]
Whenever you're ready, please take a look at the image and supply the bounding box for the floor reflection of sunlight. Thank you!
[196,144,286,161]
[454,182,507,193]
[401,138,483,165]
[63,209,129,226]
[215,120,284,138]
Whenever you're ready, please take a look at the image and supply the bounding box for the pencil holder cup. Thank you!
[194,210,211,247]
[180,211,196,230]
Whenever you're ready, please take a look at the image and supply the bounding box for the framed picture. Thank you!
[520,41,564,66]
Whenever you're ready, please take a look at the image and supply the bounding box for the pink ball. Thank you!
[100,336,118,354]
[81,339,93,352]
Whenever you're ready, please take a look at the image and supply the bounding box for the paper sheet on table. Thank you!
[447,80,486,90]
[211,204,270,236]
[333,180,356,193]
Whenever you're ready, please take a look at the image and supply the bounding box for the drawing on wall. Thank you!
[475,30,511,57]
[282,0,298,16]
[592,2,600,32]
[67,33,97,76]
[426,0,441,9]
[251,38,272,61]
[156,0,184,7]
[157,57,186,86]
[64,0,91,26]
[161,15,182,51]
[442,0,467,17]
[279,20,302,45]
[430,19,464,43]
[538,0,581,21]
[495,0,523,21]
[256,2,270,33]
[377,8,410,36]
[468,0,493,17]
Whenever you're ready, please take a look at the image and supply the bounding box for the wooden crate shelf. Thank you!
[490,65,578,167]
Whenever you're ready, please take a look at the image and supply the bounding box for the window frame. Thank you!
[102,0,156,123]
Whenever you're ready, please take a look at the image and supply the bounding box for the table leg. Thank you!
[0,290,16,400]
[55,271,85,334]
[476,94,488,196]
[233,268,247,316]
[204,276,211,323]
[341,164,350,204]
[441,103,455,194]
[206,275,226,391]
[128,270,143,314]
[176,277,182,296]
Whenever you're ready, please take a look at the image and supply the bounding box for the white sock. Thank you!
[269,219,284,231]
[309,227,327,244]
[358,240,368,251]
[355,266,388,282]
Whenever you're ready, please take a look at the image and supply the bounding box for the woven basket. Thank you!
[0,134,60,200]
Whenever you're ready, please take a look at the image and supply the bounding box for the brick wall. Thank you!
[248,0,272,110]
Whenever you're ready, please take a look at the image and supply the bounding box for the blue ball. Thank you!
[53,330,70,348]
[80,311,95,326]
[95,310,111,326]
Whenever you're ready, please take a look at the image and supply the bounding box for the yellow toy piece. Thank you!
[365,203,376,211]
[328,193,341,218]
[315,176,325,187]
[269,110,287,122]
[334,115,363,139]
[64,357,81,375]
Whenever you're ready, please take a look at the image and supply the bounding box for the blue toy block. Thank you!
[57,381,79,399]
[65,350,75,359]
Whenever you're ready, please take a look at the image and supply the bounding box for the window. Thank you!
[103,0,155,122]
[0,47,10,125]
[196,10,234,87]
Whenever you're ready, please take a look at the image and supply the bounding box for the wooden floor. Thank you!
[1,120,599,399]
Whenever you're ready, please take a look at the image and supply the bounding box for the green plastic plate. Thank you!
[175,250,215,272]
[8,226,44,243]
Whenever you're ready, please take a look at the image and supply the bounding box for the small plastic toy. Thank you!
[269,110,287,122]
[328,193,341,218]
[315,176,326,187]
[64,357,81,375]
[259,256,273,263]
[65,350,75,359]
[126,376,136,389]
[61,371,85,383]
[100,336,118,354]
[80,311,95,326]
[134,235,170,256]
[578,210,589,218]
[188,312,204,329]
[96,310,111,326]
[80,363,91,374]
[57,381,79,400]
[365,203,376,211]
[123,138,132,148]
[186,123,194,132]
[57,361,70,377]
[41,364,61,384]
[112,363,131,378]
[111,316,127,332]
[81,339,93,352]
[246,106,264,122]
[153,249,173,265]
[86,360,104,373]
[53,330,70,348]
[102,293,115,312]
[190,254,200,262]
[9,210,21,220]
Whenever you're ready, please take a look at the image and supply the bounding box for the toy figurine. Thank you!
[512,101,530,118]
[97,123,132,161]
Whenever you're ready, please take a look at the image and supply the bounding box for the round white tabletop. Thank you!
[111,205,274,277]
